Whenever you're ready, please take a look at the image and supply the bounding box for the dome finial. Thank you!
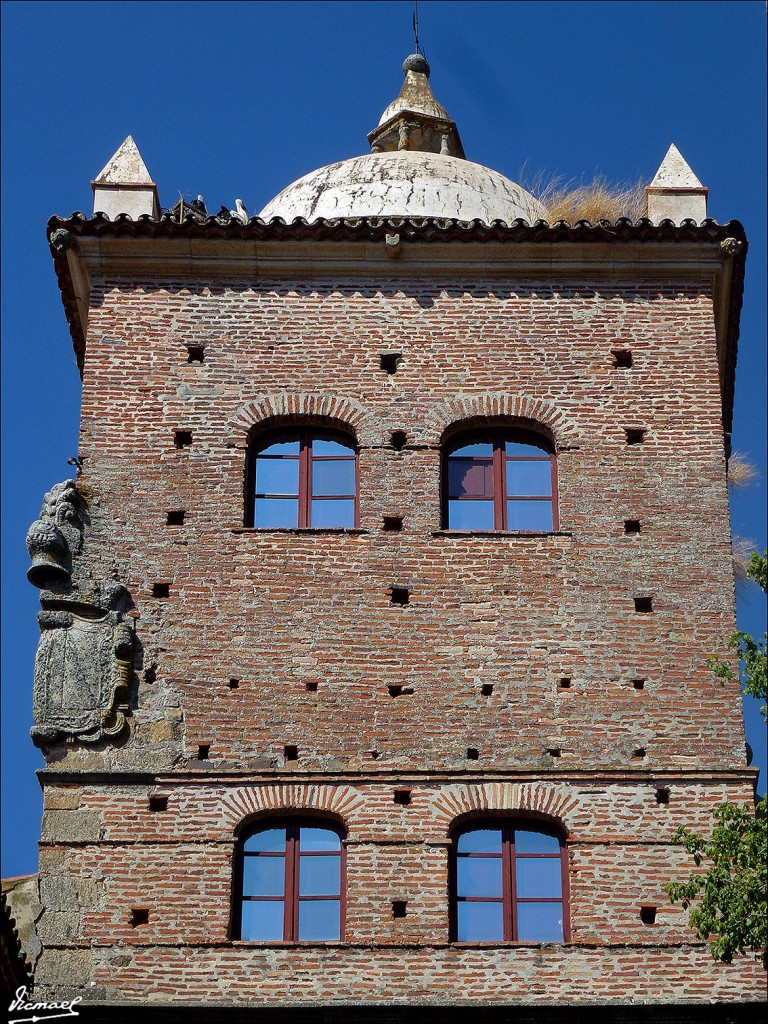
[368,51,464,159]
[403,53,430,78]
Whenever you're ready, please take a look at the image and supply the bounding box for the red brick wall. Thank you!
[34,266,759,1005]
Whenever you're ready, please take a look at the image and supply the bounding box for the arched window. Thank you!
[444,429,557,531]
[248,429,357,528]
[450,821,569,942]
[233,820,345,941]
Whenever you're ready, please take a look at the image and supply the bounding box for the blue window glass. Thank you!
[506,460,552,497]
[240,900,284,941]
[237,822,344,942]
[453,824,568,943]
[311,498,355,528]
[457,857,503,898]
[457,829,503,854]
[255,457,300,496]
[446,433,556,531]
[242,855,285,897]
[456,901,504,941]
[447,499,495,531]
[515,858,562,899]
[312,459,356,496]
[506,500,553,531]
[298,856,341,897]
[298,900,341,941]
[250,432,357,528]
[516,902,565,942]
[254,497,299,528]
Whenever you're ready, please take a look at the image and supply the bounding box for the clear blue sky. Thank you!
[2,1,766,878]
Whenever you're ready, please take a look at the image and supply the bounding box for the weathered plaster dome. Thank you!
[259,54,544,225]
[259,150,544,224]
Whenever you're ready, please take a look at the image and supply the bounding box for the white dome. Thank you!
[258,151,544,224]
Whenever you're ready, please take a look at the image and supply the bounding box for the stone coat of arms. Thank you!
[26,480,134,746]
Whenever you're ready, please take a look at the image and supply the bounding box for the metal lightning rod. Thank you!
[413,1,423,56]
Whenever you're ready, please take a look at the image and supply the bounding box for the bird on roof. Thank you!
[229,198,249,224]
[217,206,232,222]
[190,194,207,215]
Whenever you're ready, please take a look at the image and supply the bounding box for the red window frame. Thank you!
[247,428,358,528]
[443,429,558,531]
[450,820,570,943]
[232,819,346,942]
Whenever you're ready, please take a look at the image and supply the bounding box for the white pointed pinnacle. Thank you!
[645,143,708,224]
[92,136,159,219]
[650,143,704,190]
[93,135,155,185]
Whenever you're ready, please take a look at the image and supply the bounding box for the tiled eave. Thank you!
[46,213,747,438]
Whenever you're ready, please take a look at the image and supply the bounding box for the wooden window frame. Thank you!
[246,428,359,529]
[449,819,570,943]
[443,429,558,531]
[232,818,346,943]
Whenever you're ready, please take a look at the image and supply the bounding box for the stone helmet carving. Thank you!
[26,518,71,588]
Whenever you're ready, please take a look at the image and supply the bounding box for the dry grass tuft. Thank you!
[522,171,648,224]
[732,535,758,589]
[727,452,759,490]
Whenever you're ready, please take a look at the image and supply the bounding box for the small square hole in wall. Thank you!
[166,510,186,526]
[390,430,408,451]
[557,677,572,690]
[173,430,193,449]
[624,519,641,534]
[388,684,414,697]
[228,678,240,690]
[639,905,657,925]
[305,681,319,692]
[390,587,410,605]
[393,789,412,806]
[369,750,380,760]
[392,900,407,919]
[632,678,646,691]
[284,745,299,762]
[655,787,670,805]
[634,597,653,614]
[130,908,149,927]
[466,747,479,761]
[481,683,494,697]
[612,349,633,368]
[143,666,157,685]
[186,345,205,363]
[547,747,562,758]
[152,583,170,599]
[197,744,210,760]
[383,516,403,532]
[148,795,168,812]
[625,428,646,446]
[632,747,646,760]
[380,352,402,374]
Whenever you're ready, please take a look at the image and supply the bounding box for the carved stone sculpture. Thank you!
[26,480,134,746]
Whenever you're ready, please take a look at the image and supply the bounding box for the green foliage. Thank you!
[706,552,767,718]
[668,550,767,969]
[666,798,767,968]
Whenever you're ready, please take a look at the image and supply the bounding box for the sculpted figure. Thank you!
[26,480,134,746]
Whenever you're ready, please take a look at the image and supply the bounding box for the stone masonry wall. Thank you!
[33,264,758,1006]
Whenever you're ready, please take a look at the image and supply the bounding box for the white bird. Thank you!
[229,198,249,224]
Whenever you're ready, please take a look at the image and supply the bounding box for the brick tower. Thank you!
[28,55,762,1020]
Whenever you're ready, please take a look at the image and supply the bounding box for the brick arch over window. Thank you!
[228,394,380,448]
[222,784,365,838]
[431,783,579,840]
[422,394,582,450]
